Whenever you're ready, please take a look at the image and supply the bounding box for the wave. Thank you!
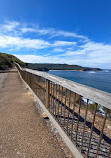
[82,97,93,104]
[104,70,109,72]
[88,71,96,73]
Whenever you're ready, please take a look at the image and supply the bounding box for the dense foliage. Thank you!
[0,53,26,70]
[28,63,102,71]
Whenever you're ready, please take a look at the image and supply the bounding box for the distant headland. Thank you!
[28,63,102,71]
[0,52,102,71]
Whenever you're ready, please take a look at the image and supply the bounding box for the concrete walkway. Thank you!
[0,69,74,158]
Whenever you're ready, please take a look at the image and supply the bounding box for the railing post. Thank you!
[46,79,50,108]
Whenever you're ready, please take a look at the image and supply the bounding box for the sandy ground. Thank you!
[0,73,7,89]
[0,70,74,158]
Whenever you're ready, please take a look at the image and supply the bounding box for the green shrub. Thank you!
[0,52,26,70]
[89,102,100,114]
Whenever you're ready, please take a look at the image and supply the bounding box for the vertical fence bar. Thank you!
[49,81,51,112]
[52,83,55,115]
[32,74,34,91]
[34,75,37,93]
[32,74,35,92]
[29,73,31,87]
[95,108,108,157]
[55,84,57,117]
[63,88,67,127]
[26,72,28,83]
[43,78,45,90]
[28,73,30,87]
[71,93,76,140]
[46,79,50,109]
[60,87,63,125]
[31,74,33,90]
[35,75,37,95]
[31,73,32,89]
[57,85,60,122]
[35,75,37,94]
[86,103,97,157]
[27,72,29,85]
[50,81,52,113]
[81,99,89,152]
[26,72,27,83]
[107,145,111,158]
[67,91,71,134]
[75,95,82,145]
[29,73,31,88]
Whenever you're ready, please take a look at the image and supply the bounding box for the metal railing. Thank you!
[15,63,111,158]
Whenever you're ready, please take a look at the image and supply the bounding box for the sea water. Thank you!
[49,70,111,93]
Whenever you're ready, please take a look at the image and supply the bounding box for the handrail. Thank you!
[15,63,111,158]
[15,63,111,110]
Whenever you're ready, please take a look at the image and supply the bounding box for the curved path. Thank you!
[0,69,74,158]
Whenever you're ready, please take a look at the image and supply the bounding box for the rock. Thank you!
[42,112,49,119]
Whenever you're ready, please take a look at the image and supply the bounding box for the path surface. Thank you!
[0,69,74,158]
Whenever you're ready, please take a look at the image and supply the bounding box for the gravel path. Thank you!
[0,73,7,89]
[0,70,74,158]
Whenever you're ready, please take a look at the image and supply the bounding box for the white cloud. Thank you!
[20,25,88,40]
[0,20,89,41]
[53,48,64,52]
[53,41,76,47]
[0,35,50,49]
[79,41,111,63]
[0,20,111,68]
[21,26,51,35]
[21,27,36,33]
[0,34,77,50]
[14,52,111,69]
[21,27,50,35]
[15,54,66,63]
[63,41,111,66]
[1,21,19,32]
[50,30,89,41]
[80,41,105,51]
[65,50,85,56]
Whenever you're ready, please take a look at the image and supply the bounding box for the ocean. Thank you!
[48,70,111,93]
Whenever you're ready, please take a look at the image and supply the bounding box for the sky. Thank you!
[0,0,111,69]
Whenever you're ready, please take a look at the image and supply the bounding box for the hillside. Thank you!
[0,53,26,70]
[28,63,102,71]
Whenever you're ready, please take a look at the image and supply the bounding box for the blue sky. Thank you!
[0,0,111,68]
